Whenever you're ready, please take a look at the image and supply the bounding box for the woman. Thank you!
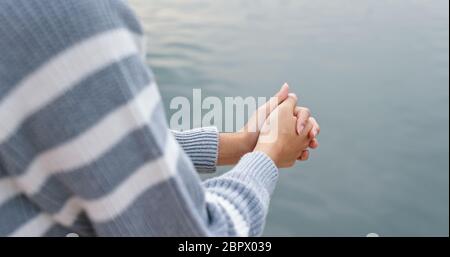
[0,0,320,236]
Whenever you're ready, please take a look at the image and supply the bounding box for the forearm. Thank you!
[217,132,256,165]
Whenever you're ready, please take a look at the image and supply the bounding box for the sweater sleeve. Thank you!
[0,0,279,237]
[172,127,219,173]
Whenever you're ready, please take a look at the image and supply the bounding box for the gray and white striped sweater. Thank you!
[0,0,279,236]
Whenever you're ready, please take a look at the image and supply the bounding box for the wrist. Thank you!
[232,131,255,158]
[254,143,282,168]
[217,132,254,165]
[240,131,258,153]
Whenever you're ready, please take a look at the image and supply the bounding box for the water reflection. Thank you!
[129,0,449,236]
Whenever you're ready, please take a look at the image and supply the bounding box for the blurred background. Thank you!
[129,0,449,236]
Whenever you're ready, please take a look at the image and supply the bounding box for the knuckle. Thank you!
[299,107,311,117]
[304,107,311,115]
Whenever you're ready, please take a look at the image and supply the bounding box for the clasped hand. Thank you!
[218,83,320,168]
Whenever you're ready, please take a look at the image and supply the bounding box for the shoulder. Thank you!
[0,0,144,96]
[0,0,143,44]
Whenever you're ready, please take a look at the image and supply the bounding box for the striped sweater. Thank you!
[0,0,279,236]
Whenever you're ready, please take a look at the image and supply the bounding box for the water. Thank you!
[129,0,449,236]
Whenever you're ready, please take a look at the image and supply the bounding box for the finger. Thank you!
[294,107,311,134]
[251,83,289,131]
[275,83,289,102]
[308,117,320,138]
[265,83,289,114]
[309,138,319,149]
[297,150,310,161]
[280,93,298,112]
[301,117,314,137]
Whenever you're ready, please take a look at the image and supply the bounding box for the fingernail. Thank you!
[288,93,297,100]
[278,83,289,94]
[277,83,289,96]
[311,130,316,138]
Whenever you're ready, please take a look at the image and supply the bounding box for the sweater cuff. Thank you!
[225,151,279,197]
[172,127,219,173]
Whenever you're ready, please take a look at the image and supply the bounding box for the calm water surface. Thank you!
[129,0,449,236]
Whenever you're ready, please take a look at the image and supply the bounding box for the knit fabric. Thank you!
[0,0,279,236]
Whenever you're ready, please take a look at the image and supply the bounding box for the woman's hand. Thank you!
[294,107,320,161]
[217,83,320,165]
[217,84,289,165]
[239,83,290,148]
[243,83,320,161]
[255,94,315,168]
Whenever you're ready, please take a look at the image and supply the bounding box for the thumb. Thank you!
[274,83,289,102]
[247,83,289,131]
[264,83,289,114]
[280,93,298,112]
